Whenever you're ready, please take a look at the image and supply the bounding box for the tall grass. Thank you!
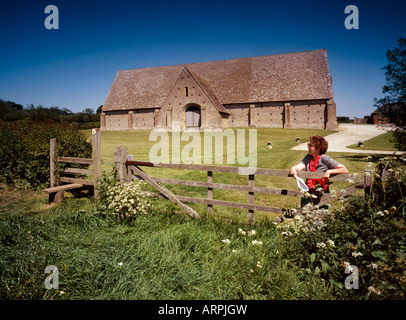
[0,192,336,300]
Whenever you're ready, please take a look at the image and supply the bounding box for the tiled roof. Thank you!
[103,49,333,111]
[188,68,230,114]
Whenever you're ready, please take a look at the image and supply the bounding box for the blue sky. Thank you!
[0,0,405,118]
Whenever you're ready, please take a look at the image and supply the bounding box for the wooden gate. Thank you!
[114,146,370,223]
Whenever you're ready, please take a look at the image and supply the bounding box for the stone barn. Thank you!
[101,49,338,131]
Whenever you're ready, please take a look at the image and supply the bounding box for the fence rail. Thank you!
[115,146,367,223]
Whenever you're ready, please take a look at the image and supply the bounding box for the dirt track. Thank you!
[291,124,404,155]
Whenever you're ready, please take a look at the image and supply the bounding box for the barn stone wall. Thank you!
[254,102,285,128]
[284,100,327,129]
[101,98,337,131]
[224,99,337,130]
[100,109,156,131]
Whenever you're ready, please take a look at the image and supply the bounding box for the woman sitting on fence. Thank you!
[289,135,348,207]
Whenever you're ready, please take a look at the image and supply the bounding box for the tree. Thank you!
[375,37,406,151]
[83,108,95,114]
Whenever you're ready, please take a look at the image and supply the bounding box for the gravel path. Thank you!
[291,123,404,155]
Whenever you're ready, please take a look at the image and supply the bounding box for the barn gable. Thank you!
[155,66,230,130]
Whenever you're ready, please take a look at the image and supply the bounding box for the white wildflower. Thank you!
[352,251,363,258]
[248,230,256,237]
[222,239,231,245]
[368,286,382,295]
[251,240,263,246]
[376,211,384,217]
[370,263,378,269]
[327,240,335,247]
[118,262,123,267]
[238,228,246,236]
[256,261,262,268]
[316,242,326,248]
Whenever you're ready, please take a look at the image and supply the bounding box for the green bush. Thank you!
[373,155,406,215]
[0,120,92,189]
[279,156,406,299]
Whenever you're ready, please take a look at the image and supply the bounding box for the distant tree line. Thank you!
[0,99,102,124]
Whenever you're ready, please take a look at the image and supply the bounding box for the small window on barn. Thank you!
[185,87,189,97]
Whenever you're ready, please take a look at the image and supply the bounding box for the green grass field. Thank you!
[83,128,376,222]
[347,131,397,151]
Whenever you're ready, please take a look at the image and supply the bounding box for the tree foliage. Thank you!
[375,37,406,150]
[0,120,92,188]
[0,99,102,124]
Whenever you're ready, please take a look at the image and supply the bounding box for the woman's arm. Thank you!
[322,164,348,180]
[289,162,306,178]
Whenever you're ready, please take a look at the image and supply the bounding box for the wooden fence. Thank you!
[114,145,370,223]
[43,128,103,203]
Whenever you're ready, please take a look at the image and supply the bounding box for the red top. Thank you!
[306,155,328,192]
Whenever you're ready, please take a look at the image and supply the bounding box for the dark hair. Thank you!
[310,136,328,154]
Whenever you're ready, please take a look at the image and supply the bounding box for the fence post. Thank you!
[248,174,254,223]
[207,171,213,214]
[50,138,57,188]
[92,128,102,197]
[364,169,373,197]
[49,138,64,203]
[114,145,128,184]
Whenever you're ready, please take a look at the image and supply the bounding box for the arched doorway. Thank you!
[185,105,201,128]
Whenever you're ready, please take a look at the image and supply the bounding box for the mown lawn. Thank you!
[347,131,397,151]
